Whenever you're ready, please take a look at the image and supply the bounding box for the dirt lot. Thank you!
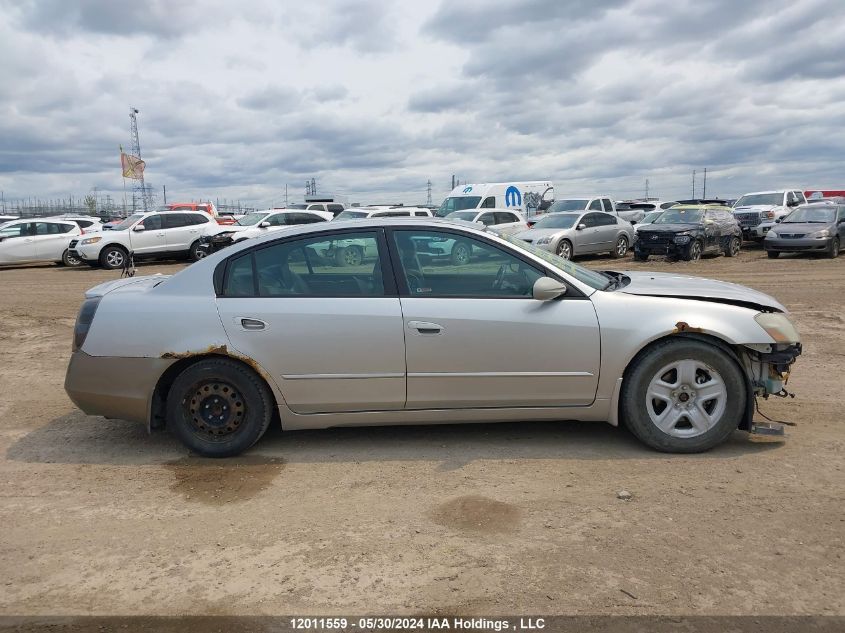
[0,245,843,617]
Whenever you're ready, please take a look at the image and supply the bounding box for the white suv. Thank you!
[0,218,81,266]
[69,210,224,269]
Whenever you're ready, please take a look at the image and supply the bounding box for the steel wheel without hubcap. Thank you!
[556,240,572,260]
[646,359,726,438]
[184,380,245,440]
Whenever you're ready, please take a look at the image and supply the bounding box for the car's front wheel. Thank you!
[684,240,702,261]
[189,240,208,262]
[556,239,573,260]
[166,358,274,457]
[827,237,840,259]
[620,339,746,453]
[100,245,128,270]
[450,241,472,265]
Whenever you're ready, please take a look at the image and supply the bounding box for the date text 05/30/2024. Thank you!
[290,617,546,630]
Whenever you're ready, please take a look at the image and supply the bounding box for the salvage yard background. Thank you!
[0,247,843,615]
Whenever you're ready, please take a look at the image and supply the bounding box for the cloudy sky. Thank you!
[1,0,844,209]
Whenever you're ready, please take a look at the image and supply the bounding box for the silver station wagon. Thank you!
[65,218,802,457]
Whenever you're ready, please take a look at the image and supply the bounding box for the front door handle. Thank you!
[408,320,443,335]
[240,318,266,330]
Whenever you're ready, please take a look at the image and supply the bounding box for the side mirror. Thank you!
[775,218,783,223]
[532,277,567,301]
[259,221,271,228]
[576,223,586,231]
[133,224,145,232]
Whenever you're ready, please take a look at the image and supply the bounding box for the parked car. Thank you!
[290,202,347,217]
[513,211,633,260]
[634,205,742,262]
[203,209,332,253]
[732,190,807,241]
[335,207,433,220]
[48,215,104,232]
[0,218,81,266]
[64,217,802,457]
[634,210,665,234]
[764,203,845,259]
[0,214,20,223]
[69,210,225,269]
[617,201,677,218]
[548,196,645,224]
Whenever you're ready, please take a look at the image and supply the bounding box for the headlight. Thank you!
[765,231,777,238]
[808,229,830,239]
[755,312,800,344]
[80,236,102,245]
[673,234,691,244]
[536,236,552,245]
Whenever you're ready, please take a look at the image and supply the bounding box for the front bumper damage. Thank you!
[740,342,802,437]
[199,233,236,256]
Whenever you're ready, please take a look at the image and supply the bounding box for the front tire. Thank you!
[611,235,629,259]
[450,241,472,265]
[189,240,208,262]
[767,251,780,259]
[827,237,840,259]
[166,358,274,457]
[556,239,573,260]
[684,240,702,261]
[620,339,746,453]
[335,245,363,267]
[99,245,127,270]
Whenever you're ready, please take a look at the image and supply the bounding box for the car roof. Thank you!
[668,204,724,210]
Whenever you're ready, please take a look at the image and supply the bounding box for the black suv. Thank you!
[634,205,742,261]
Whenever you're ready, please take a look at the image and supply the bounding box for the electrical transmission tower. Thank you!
[426,180,432,205]
[129,107,153,212]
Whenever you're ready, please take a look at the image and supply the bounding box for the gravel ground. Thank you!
[0,245,843,617]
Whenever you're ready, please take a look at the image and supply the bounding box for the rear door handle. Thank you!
[240,318,266,331]
[408,320,443,335]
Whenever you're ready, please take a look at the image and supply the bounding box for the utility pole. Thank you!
[163,184,167,204]
[645,178,649,200]
[426,180,433,206]
[703,168,707,198]
[692,170,696,198]
[451,175,455,190]
[284,184,288,207]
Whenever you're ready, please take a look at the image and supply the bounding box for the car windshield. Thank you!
[446,211,479,222]
[110,214,144,231]
[436,196,481,217]
[235,213,269,226]
[654,208,703,224]
[641,211,663,223]
[531,213,579,229]
[335,210,368,220]
[736,193,783,207]
[549,199,589,212]
[782,206,836,223]
[502,234,609,290]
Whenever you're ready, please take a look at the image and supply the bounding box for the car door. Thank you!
[702,211,720,251]
[592,213,618,252]
[576,212,604,253]
[837,206,845,241]
[390,228,600,408]
[130,214,167,255]
[162,213,197,252]
[492,211,523,232]
[0,222,38,263]
[33,221,77,260]
[215,229,406,413]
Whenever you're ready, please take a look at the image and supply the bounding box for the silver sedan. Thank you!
[65,218,801,457]
[513,211,634,260]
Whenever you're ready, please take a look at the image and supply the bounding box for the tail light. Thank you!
[73,297,102,351]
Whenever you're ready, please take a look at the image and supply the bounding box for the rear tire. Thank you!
[611,235,629,259]
[335,245,363,267]
[166,358,274,458]
[61,249,81,266]
[620,339,746,453]
[450,241,472,265]
[724,236,741,257]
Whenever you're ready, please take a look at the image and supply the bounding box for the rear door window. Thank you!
[493,212,518,224]
[589,199,603,211]
[601,199,613,212]
[162,213,190,229]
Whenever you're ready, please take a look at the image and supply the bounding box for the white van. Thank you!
[436,182,554,218]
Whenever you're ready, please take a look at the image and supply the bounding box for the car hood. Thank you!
[84,274,171,299]
[770,221,834,233]
[514,228,569,240]
[615,271,786,312]
[638,223,699,233]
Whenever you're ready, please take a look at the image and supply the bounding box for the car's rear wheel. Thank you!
[189,240,208,262]
[61,249,81,266]
[611,235,629,258]
[556,239,573,260]
[767,251,780,259]
[450,241,472,265]
[621,339,746,453]
[100,246,127,270]
[684,240,702,261]
[166,358,273,457]
[724,236,741,257]
[827,237,840,259]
